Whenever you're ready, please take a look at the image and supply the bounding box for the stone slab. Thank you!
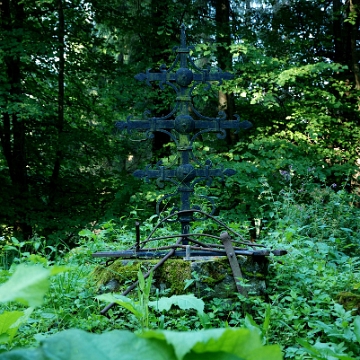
[93,255,269,299]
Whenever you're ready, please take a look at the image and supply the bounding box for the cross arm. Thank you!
[192,69,234,85]
[134,164,236,184]
[194,118,252,132]
[133,166,176,182]
[135,67,176,87]
[135,66,234,88]
[115,118,175,133]
[196,167,236,178]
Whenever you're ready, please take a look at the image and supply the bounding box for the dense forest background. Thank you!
[0,0,359,245]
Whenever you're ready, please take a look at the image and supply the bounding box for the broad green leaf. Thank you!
[244,313,262,338]
[0,329,176,360]
[183,278,195,290]
[3,246,18,252]
[263,304,271,334]
[297,338,355,360]
[0,334,10,343]
[78,229,94,238]
[0,348,43,360]
[137,268,145,290]
[11,307,33,328]
[354,316,360,344]
[96,293,143,319]
[0,265,51,306]
[0,311,24,344]
[189,328,279,360]
[142,329,212,360]
[142,328,282,360]
[50,266,69,276]
[296,338,324,357]
[246,346,284,360]
[0,307,33,344]
[0,328,282,360]
[148,294,204,314]
[184,351,241,359]
[137,268,152,299]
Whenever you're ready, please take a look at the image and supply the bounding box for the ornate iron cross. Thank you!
[116,24,252,243]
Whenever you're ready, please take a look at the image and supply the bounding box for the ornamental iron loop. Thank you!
[115,24,252,243]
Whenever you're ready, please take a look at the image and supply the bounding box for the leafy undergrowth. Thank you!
[1,182,360,359]
[0,264,281,360]
[1,327,282,360]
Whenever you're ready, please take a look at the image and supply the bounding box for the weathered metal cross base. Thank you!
[93,210,287,315]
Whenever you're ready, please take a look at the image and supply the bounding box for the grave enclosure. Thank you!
[92,25,286,314]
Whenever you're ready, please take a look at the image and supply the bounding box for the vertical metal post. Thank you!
[185,245,191,260]
[135,221,140,252]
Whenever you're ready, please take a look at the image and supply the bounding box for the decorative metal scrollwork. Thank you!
[116,24,252,238]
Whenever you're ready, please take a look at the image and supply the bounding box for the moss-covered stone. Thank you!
[92,260,154,293]
[157,260,192,294]
[191,256,268,299]
[92,255,269,299]
[337,291,360,315]
[92,259,194,295]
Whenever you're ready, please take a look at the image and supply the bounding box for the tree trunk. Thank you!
[349,0,360,89]
[49,0,65,202]
[215,0,236,144]
[0,0,32,238]
[333,0,343,63]
[148,0,176,156]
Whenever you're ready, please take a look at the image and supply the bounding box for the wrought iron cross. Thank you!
[116,24,252,243]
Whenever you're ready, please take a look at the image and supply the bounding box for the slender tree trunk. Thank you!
[244,0,252,28]
[148,0,174,155]
[349,0,360,89]
[0,0,32,238]
[215,0,232,71]
[49,0,65,201]
[0,0,12,175]
[333,0,343,63]
[215,0,236,143]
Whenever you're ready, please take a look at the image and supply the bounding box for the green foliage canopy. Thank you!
[0,0,359,245]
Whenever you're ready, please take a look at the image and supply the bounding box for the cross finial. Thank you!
[180,23,186,48]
